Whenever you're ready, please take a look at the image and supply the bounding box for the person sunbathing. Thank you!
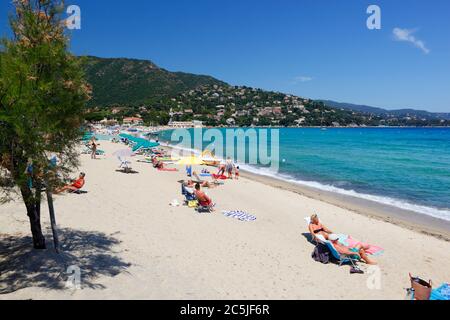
[194,183,214,209]
[186,179,216,189]
[151,157,164,169]
[55,172,86,194]
[308,214,333,241]
[328,234,377,265]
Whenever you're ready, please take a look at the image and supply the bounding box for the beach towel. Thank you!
[431,283,450,300]
[222,210,256,222]
[158,168,179,172]
[339,235,384,256]
[200,173,212,177]
[212,174,228,180]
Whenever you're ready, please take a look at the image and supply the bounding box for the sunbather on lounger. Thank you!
[308,214,333,241]
[186,178,217,189]
[194,183,214,210]
[329,234,377,265]
[55,172,86,194]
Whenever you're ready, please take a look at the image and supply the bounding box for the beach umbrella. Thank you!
[113,149,135,158]
[176,156,204,165]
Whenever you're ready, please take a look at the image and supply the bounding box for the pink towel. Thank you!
[346,236,384,256]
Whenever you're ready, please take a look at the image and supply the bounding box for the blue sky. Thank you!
[1,0,449,112]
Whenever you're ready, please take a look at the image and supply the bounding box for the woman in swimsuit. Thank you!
[308,214,333,241]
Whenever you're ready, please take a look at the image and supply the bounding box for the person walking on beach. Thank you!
[225,157,234,179]
[90,137,99,159]
[234,165,240,180]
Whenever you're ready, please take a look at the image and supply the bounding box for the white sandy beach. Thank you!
[1,140,449,300]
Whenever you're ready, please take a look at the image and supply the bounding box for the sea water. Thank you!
[160,127,450,221]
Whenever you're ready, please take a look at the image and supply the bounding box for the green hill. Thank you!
[80,56,226,107]
[81,56,449,127]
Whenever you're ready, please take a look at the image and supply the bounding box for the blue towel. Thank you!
[431,283,450,300]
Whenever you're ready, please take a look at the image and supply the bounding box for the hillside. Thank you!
[81,56,449,127]
[320,100,450,121]
[81,56,226,106]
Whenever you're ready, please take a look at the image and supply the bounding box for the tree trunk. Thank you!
[20,185,46,249]
[46,189,59,253]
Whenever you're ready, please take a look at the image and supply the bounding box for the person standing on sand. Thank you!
[90,137,98,159]
[225,157,234,179]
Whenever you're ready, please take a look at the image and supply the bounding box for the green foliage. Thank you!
[0,0,90,201]
[81,56,226,107]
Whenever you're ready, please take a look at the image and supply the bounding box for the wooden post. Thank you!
[46,188,60,254]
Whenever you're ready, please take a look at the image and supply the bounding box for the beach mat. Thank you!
[158,168,178,172]
[222,210,256,222]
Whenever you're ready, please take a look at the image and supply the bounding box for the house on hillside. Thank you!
[123,117,143,125]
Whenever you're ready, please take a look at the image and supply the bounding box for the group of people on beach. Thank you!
[308,214,377,265]
[217,157,239,179]
[59,135,379,270]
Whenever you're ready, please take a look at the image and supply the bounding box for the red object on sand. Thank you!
[212,174,228,180]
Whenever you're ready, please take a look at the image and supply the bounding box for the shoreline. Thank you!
[239,169,450,241]
[155,137,450,241]
[2,140,450,299]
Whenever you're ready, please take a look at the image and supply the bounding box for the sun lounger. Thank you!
[118,156,132,173]
[181,184,196,201]
[324,240,359,268]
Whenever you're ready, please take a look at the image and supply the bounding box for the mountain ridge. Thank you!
[80,56,449,126]
[319,100,450,120]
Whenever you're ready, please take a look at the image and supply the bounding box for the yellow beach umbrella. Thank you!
[176,156,204,165]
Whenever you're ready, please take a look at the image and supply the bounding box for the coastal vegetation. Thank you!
[0,0,90,249]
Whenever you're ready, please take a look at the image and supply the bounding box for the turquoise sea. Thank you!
[159,128,450,221]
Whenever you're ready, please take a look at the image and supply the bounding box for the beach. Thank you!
[1,140,450,300]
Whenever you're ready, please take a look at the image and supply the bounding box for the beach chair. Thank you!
[118,156,132,173]
[181,184,196,202]
[324,240,359,268]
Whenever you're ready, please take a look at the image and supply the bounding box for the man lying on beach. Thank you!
[185,178,217,189]
[308,214,333,241]
[194,183,215,210]
[151,156,164,169]
[329,234,377,265]
[55,172,86,194]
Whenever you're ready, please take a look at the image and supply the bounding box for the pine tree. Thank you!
[0,0,90,249]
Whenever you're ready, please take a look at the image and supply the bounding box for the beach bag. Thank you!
[188,200,198,208]
[410,273,432,300]
[312,244,331,264]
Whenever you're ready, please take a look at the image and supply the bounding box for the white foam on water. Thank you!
[239,164,450,222]
[159,139,450,222]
